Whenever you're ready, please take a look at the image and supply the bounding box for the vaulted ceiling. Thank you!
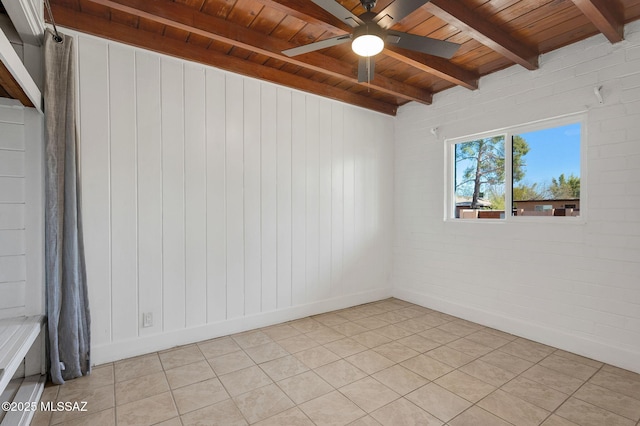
[48,0,640,115]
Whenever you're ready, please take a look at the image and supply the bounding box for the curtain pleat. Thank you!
[44,28,91,385]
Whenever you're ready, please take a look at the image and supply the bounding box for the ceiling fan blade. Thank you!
[387,31,460,58]
[311,0,364,27]
[282,35,352,57]
[374,0,431,29]
[358,56,375,83]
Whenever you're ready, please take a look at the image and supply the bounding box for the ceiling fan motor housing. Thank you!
[353,21,385,39]
[360,0,377,12]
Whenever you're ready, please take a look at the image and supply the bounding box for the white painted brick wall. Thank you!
[393,21,640,373]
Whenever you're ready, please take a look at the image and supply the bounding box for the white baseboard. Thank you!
[92,287,393,365]
[393,287,640,375]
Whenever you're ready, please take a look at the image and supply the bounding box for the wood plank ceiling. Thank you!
[47,0,640,115]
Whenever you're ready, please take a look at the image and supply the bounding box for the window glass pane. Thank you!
[454,136,505,219]
[512,123,581,217]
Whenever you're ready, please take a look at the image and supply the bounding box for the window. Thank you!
[448,114,583,220]
[454,136,505,219]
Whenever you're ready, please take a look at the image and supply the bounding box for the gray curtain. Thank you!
[44,28,91,385]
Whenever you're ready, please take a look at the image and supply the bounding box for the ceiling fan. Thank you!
[282,0,461,83]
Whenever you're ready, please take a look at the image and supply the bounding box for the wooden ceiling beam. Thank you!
[428,0,539,70]
[571,0,624,43]
[384,47,478,90]
[50,4,398,115]
[0,63,34,108]
[85,0,432,105]
[255,0,353,33]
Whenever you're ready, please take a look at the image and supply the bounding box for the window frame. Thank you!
[445,113,587,223]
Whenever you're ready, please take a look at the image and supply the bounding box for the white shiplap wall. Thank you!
[0,99,43,320]
[0,102,26,319]
[74,33,394,364]
[394,21,640,373]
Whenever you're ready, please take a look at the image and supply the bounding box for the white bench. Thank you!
[0,316,46,426]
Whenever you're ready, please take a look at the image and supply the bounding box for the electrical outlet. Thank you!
[142,312,153,328]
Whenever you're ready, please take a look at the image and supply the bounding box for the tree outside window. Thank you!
[451,120,582,219]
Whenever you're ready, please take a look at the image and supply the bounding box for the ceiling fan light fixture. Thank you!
[352,34,384,57]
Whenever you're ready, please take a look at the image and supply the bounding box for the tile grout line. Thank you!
[40,299,640,426]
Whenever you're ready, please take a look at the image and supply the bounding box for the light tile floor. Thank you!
[31,298,640,426]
